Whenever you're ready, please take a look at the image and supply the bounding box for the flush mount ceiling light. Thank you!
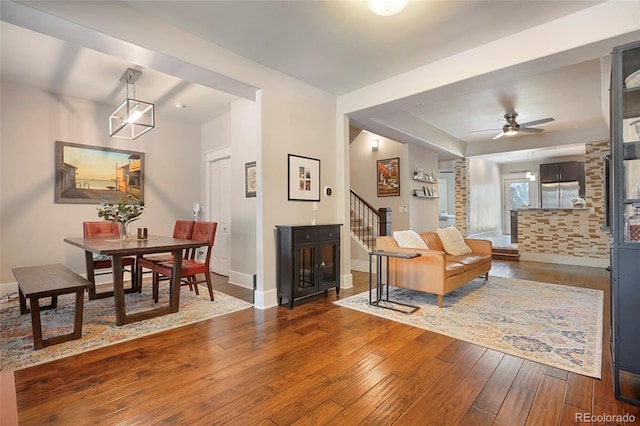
[109,68,154,140]
[367,0,409,16]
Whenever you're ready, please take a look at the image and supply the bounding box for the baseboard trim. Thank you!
[519,252,609,268]
[254,288,278,310]
[350,259,376,273]
[341,272,353,289]
[228,270,254,290]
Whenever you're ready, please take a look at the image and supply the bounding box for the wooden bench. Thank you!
[12,264,92,350]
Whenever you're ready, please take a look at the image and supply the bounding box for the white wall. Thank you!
[0,81,200,286]
[229,98,258,288]
[408,143,439,232]
[349,130,409,231]
[469,157,502,235]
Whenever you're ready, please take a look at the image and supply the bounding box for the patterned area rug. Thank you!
[334,276,603,378]
[0,285,253,372]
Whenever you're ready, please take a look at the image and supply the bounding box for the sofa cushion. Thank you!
[437,227,472,256]
[420,232,444,251]
[444,261,466,278]
[446,254,492,271]
[393,230,428,249]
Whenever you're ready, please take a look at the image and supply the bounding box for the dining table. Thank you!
[64,235,206,326]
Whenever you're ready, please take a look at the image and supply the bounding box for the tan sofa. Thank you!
[376,232,492,308]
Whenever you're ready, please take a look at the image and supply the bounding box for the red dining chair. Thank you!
[136,220,195,289]
[152,221,218,302]
[83,221,137,299]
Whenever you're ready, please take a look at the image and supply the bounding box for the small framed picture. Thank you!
[245,161,257,198]
[288,154,320,201]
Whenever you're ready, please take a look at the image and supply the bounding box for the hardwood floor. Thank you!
[12,261,640,425]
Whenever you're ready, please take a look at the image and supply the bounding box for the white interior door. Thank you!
[209,157,231,276]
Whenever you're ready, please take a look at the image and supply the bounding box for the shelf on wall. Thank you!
[413,177,438,183]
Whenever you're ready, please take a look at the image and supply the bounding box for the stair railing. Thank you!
[350,189,391,251]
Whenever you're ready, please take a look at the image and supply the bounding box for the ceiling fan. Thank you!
[472,112,555,140]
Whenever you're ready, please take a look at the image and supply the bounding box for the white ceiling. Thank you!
[2,0,638,163]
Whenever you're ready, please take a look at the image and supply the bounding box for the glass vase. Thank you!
[118,222,131,240]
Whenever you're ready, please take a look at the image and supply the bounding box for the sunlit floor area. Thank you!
[469,230,517,249]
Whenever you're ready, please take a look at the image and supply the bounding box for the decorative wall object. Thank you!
[377,157,400,197]
[288,154,320,201]
[245,161,257,198]
[54,141,145,204]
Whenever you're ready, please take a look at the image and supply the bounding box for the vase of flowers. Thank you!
[97,200,145,240]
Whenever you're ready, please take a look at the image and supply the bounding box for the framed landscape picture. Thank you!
[288,154,320,201]
[377,157,400,197]
[54,141,145,204]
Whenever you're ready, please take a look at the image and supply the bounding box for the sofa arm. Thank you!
[464,238,492,255]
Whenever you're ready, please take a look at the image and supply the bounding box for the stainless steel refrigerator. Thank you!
[541,181,579,208]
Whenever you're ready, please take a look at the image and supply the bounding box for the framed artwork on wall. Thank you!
[377,157,400,197]
[288,154,320,201]
[54,141,145,204]
[245,161,257,198]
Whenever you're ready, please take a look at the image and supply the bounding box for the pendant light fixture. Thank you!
[109,68,154,140]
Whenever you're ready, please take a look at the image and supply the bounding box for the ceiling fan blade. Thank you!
[520,127,544,133]
[493,132,505,140]
[519,117,554,127]
[470,128,502,133]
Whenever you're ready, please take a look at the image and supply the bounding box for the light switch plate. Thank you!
[313,202,318,211]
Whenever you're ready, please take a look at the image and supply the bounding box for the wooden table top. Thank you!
[64,235,205,256]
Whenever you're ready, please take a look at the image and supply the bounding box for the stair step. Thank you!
[492,248,519,261]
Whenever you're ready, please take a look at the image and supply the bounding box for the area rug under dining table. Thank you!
[0,285,253,371]
[334,275,603,378]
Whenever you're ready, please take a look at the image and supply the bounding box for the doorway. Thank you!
[503,178,532,235]
[206,149,231,276]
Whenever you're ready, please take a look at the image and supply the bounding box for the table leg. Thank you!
[168,249,183,313]
[85,251,97,299]
[112,255,127,326]
[28,296,44,350]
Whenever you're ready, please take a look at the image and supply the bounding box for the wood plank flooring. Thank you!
[12,260,640,425]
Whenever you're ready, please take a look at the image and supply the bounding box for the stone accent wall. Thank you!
[518,140,610,259]
[454,158,470,236]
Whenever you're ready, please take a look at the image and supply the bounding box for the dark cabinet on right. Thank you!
[610,40,640,406]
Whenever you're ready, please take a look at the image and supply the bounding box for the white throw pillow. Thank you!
[436,227,472,255]
[392,230,428,249]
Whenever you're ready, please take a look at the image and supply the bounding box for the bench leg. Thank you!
[73,290,85,340]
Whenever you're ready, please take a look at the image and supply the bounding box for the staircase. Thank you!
[351,209,376,249]
[492,247,520,261]
[349,189,392,252]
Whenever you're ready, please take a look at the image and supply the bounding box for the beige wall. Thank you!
[408,143,439,232]
[0,81,201,286]
[349,130,410,232]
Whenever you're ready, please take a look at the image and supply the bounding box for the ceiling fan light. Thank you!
[367,0,409,16]
[503,125,519,136]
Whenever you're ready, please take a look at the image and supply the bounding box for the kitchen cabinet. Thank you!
[610,40,640,406]
[276,224,341,308]
[539,161,581,183]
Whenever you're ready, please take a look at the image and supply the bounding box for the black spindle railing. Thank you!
[350,189,391,251]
